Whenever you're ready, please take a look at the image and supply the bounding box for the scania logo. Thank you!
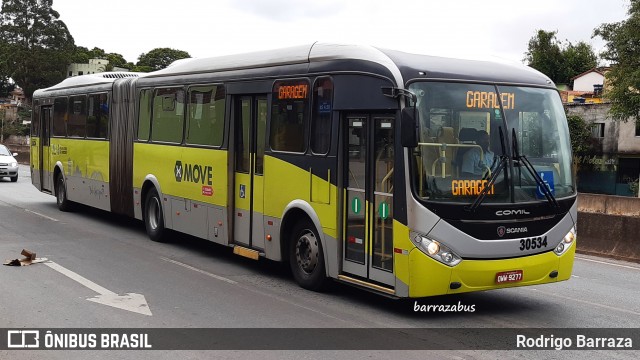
[497,226,529,237]
[497,226,506,237]
[495,209,531,216]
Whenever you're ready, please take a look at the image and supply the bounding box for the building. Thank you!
[67,58,128,77]
[571,67,608,92]
[560,67,610,104]
[566,103,640,197]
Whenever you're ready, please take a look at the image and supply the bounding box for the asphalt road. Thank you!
[0,167,638,359]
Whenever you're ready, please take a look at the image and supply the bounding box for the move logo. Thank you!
[174,161,213,185]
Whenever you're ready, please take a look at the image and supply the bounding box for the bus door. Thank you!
[233,95,268,250]
[342,114,395,286]
[40,106,52,192]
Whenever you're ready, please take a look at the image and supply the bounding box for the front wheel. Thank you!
[289,219,327,291]
[56,176,72,211]
[144,188,168,242]
[10,175,17,182]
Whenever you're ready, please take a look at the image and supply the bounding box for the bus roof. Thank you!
[33,72,144,96]
[34,43,554,97]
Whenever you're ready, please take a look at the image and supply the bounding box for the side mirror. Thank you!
[401,106,418,148]
[13,153,18,157]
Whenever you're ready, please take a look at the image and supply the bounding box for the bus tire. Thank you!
[56,176,72,211]
[289,219,327,291]
[144,188,168,242]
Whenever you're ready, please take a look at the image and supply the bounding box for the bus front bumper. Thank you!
[408,243,575,298]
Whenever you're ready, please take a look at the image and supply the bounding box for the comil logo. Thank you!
[7,330,40,348]
[495,209,531,216]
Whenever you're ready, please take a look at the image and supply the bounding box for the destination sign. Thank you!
[277,84,308,100]
[451,179,495,196]
[466,91,515,110]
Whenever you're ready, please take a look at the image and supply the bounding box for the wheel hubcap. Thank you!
[296,231,318,274]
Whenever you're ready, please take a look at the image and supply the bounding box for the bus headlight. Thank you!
[411,231,462,267]
[555,226,576,256]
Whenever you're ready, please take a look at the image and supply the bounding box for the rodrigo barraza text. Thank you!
[516,334,632,350]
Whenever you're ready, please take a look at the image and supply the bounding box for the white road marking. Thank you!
[527,287,640,317]
[24,209,59,222]
[44,261,152,316]
[160,257,238,284]
[576,255,640,271]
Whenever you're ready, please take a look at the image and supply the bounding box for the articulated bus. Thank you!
[30,43,576,297]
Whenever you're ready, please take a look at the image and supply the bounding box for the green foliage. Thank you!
[524,30,598,85]
[137,48,191,71]
[0,0,75,100]
[566,114,594,154]
[71,46,129,71]
[593,0,640,121]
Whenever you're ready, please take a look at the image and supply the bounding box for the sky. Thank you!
[52,0,631,65]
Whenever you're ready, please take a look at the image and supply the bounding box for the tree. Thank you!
[524,30,598,85]
[137,48,191,71]
[562,41,598,85]
[566,114,594,154]
[593,0,640,121]
[0,0,75,100]
[525,30,564,83]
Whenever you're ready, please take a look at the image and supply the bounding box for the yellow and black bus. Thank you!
[31,43,577,297]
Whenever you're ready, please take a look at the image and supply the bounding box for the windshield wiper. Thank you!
[511,128,559,208]
[466,126,509,212]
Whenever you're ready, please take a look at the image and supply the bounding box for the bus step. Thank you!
[337,275,395,295]
[233,246,260,260]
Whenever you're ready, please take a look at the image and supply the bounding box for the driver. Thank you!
[461,130,495,178]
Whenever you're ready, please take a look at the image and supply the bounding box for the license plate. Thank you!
[496,270,523,284]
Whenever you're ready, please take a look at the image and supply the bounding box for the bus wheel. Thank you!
[289,219,327,291]
[144,188,168,242]
[56,176,72,211]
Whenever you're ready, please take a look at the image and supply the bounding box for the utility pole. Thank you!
[0,107,4,143]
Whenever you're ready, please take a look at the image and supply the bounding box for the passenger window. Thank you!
[87,93,109,139]
[151,87,184,143]
[186,85,225,147]
[67,95,87,138]
[270,79,309,153]
[53,97,68,137]
[311,77,333,154]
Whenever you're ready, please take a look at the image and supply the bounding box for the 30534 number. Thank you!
[519,236,548,251]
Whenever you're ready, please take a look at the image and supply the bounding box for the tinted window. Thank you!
[186,85,225,146]
[311,77,333,154]
[53,97,68,137]
[32,102,40,137]
[270,79,309,153]
[87,93,109,139]
[67,95,86,138]
[151,87,184,143]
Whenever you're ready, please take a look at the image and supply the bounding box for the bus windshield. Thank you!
[408,81,575,204]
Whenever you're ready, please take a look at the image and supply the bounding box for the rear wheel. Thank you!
[144,188,168,242]
[289,219,327,291]
[56,176,72,211]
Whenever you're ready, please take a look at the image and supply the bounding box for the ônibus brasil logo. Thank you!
[174,161,213,185]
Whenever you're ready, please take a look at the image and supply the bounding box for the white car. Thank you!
[0,144,19,182]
